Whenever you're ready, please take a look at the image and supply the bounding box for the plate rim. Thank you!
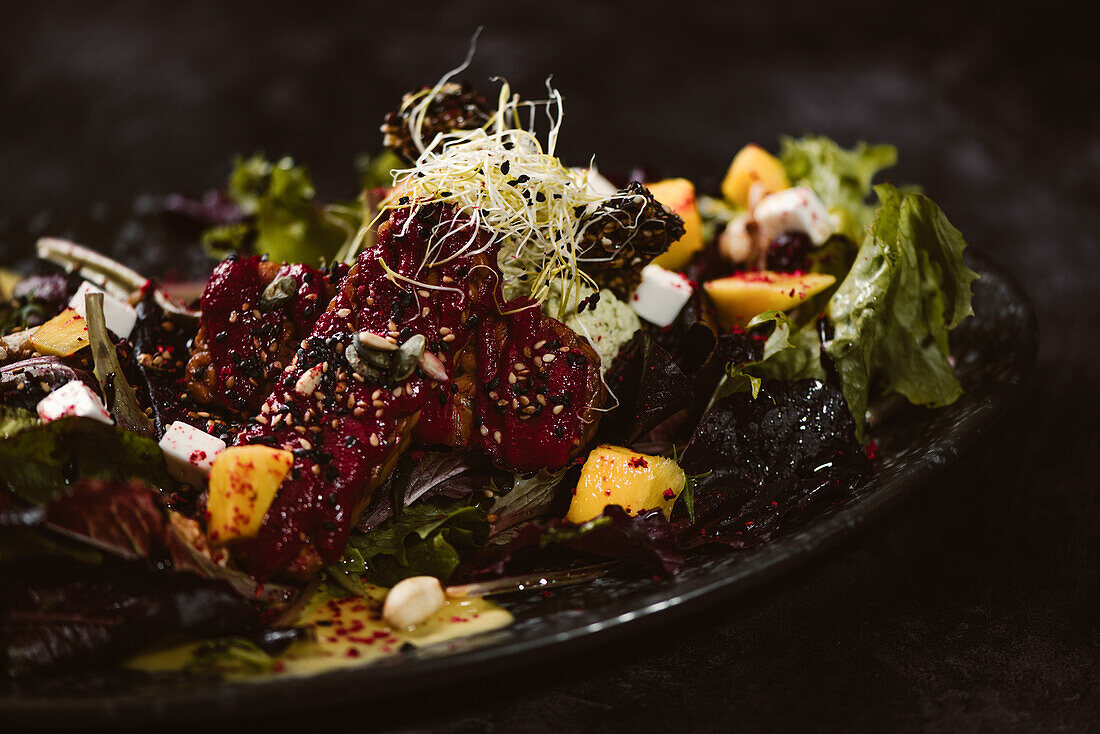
[2,248,1038,726]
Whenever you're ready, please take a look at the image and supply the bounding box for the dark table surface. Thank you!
[2,2,1097,732]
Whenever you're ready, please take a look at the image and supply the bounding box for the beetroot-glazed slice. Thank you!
[185,256,333,413]
[473,304,604,472]
[225,203,607,581]
[229,205,500,580]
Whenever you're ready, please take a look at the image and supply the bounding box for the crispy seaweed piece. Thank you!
[577,182,685,299]
[381,82,493,163]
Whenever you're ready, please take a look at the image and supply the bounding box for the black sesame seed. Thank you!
[344,435,358,447]
[500,160,510,175]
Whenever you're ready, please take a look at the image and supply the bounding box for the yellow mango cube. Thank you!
[30,308,90,357]
[648,178,705,272]
[721,144,791,207]
[206,446,294,545]
[566,445,686,524]
[704,271,836,329]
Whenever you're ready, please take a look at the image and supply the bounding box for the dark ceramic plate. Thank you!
[0,230,1036,726]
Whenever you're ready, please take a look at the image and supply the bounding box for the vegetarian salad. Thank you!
[0,64,978,679]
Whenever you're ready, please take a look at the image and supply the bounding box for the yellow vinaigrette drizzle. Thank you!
[129,583,513,679]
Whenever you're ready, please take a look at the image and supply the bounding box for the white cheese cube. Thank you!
[753,185,833,246]
[69,281,137,340]
[158,421,227,486]
[630,264,694,327]
[36,380,113,425]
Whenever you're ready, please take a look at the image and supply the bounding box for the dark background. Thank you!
[2,1,1098,731]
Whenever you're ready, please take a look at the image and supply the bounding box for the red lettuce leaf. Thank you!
[452,505,683,583]
[0,565,256,676]
[678,378,869,548]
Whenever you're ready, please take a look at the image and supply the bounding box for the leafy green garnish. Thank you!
[0,417,173,505]
[335,497,490,587]
[489,468,568,537]
[823,184,979,438]
[713,311,825,404]
[84,292,154,437]
[185,638,276,676]
[779,135,897,236]
[0,527,104,566]
[0,406,39,439]
[203,155,356,266]
[356,150,404,190]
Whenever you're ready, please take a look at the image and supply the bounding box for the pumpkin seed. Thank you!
[260,275,297,308]
[345,344,384,382]
[391,334,426,381]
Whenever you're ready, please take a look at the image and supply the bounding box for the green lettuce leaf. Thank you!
[336,497,489,587]
[0,417,174,505]
[85,292,154,437]
[747,311,827,383]
[823,184,979,437]
[204,155,354,266]
[712,311,825,404]
[779,135,897,235]
[0,407,38,439]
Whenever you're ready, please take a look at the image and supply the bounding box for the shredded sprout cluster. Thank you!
[378,53,617,320]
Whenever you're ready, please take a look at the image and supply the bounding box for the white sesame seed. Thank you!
[553,404,564,414]
[337,308,352,318]
[370,433,380,447]
[493,430,502,444]
[393,386,403,398]
[542,353,556,362]
[479,424,489,436]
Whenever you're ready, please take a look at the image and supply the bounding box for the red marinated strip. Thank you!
[185,256,334,413]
